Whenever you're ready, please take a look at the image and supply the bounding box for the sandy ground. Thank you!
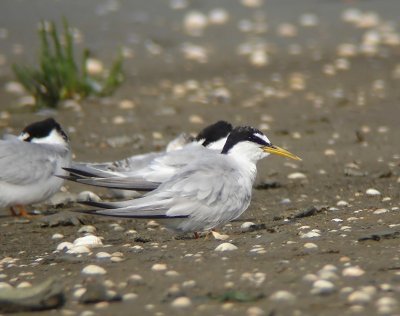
[0,0,400,315]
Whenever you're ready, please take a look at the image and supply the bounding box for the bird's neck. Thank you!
[227,145,263,184]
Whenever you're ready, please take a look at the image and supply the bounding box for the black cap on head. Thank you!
[196,120,233,147]
[221,126,271,154]
[21,118,68,142]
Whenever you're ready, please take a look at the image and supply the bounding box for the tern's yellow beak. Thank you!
[263,145,302,161]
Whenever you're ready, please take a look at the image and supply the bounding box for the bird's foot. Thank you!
[10,205,31,218]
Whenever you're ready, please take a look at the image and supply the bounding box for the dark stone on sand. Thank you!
[79,281,121,304]
[0,278,65,313]
[373,170,393,179]
[254,180,282,190]
[39,211,92,227]
[358,230,400,242]
[290,206,327,219]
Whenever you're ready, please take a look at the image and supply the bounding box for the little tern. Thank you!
[63,120,233,191]
[80,126,301,234]
[0,118,71,216]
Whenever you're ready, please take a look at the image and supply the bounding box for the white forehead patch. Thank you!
[18,132,30,141]
[254,132,271,145]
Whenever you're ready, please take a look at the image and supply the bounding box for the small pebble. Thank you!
[112,116,126,125]
[302,274,318,283]
[342,266,365,277]
[324,149,336,156]
[128,274,143,285]
[147,220,160,228]
[77,191,101,202]
[73,235,103,248]
[311,280,336,295]
[86,58,104,75]
[182,280,196,288]
[4,81,24,94]
[119,99,135,109]
[56,242,74,251]
[152,263,167,271]
[246,306,266,316]
[376,297,398,314]
[300,230,321,239]
[211,231,230,240]
[67,246,91,254]
[73,288,87,299]
[241,222,256,232]
[122,293,138,301]
[189,115,204,124]
[52,233,64,240]
[81,265,107,275]
[111,256,124,263]
[0,282,12,289]
[348,291,372,305]
[16,281,31,288]
[373,208,388,215]
[165,270,180,277]
[215,243,238,252]
[184,11,208,36]
[78,226,97,234]
[208,8,229,25]
[318,271,338,281]
[287,172,307,180]
[304,243,318,251]
[269,290,296,303]
[96,252,111,259]
[366,188,381,196]
[337,200,348,207]
[171,296,192,308]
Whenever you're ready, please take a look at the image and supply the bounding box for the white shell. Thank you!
[78,225,97,234]
[81,265,107,275]
[171,296,192,308]
[366,188,381,196]
[56,242,74,251]
[67,246,91,254]
[73,235,103,248]
[211,231,230,240]
[96,252,111,259]
[311,280,335,295]
[215,243,238,252]
[342,266,365,277]
[287,172,307,180]
[269,290,296,303]
[151,263,167,271]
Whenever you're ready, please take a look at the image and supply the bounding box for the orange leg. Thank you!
[10,205,31,218]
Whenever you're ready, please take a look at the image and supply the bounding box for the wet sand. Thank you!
[0,0,400,315]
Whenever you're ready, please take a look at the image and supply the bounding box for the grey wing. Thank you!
[65,163,123,178]
[78,151,164,174]
[76,176,161,191]
[85,158,243,221]
[130,144,216,182]
[0,140,67,185]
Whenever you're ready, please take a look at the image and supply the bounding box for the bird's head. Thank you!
[18,118,69,145]
[221,126,301,163]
